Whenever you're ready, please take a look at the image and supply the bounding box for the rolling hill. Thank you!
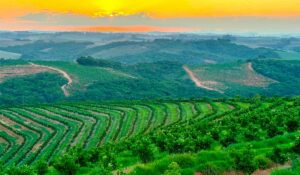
[0,39,279,64]
[1,58,300,106]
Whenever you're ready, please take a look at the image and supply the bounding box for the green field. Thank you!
[0,97,299,174]
[0,99,221,166]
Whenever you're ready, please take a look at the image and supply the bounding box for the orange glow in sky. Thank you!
[0,0,300,32]
[1,0,300,18]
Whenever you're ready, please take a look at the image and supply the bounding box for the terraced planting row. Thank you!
[0,100,234,166]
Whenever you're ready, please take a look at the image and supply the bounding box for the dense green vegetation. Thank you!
[253,59,300,96]
[0,59,28,66]
[0,73,66,106]
[81,61,218,100]
[0,97,299,175]
[2,58,300,106]
[76,56,122,69]
[29,60,218,102]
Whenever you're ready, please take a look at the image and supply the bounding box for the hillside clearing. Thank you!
[0,65,50,82]
[29,62,73,96]
[191,62,277,94]
[183,65,224,93]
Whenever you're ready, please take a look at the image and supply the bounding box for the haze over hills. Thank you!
[1,32,300,106]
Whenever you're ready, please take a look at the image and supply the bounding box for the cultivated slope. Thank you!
[0,100,233,166]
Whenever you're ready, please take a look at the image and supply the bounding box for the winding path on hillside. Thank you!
[29,62,72,97]
[183,65,223,93]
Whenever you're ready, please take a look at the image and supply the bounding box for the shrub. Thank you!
[53,154,79,175]
[196,163,221,175]
[180,168,194,175]
[268,147,288,165]
[34,160,48,175]
[254,156,272,169]
[132,165,160,175]
[231,148,258,174]
[163,162,181,175]
[5,165,35,175]
[132,138,156,163]
[170,154,196,168]
[292,139,300,155]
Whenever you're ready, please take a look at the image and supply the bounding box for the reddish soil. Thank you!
[0,65,50,82]
[183,65,223,93]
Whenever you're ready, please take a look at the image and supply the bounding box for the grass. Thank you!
[32,61,134,91]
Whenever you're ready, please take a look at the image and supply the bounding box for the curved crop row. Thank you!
[0,100,235,166]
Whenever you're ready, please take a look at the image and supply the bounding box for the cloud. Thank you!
[1,0,300,33]
[1,0,300,20]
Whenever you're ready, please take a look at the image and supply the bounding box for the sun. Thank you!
[91,0,131,17]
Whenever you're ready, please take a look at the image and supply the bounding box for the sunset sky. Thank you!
[1,0,300,33]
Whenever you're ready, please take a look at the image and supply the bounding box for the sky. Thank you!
[1,0,300,33]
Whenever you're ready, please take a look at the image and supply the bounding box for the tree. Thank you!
[34,160,48,175]
[268,147,288,165]
[198,163,221,175]
[254,156,272,169]
[231,147,258,174]
[5,165,35,175]
[163,162,181,175]
[132,138,156,163]
[53,154,79,175]
[292,138,300,154]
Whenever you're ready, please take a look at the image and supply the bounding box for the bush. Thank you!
[255,156,272,169]
[34,160,48,175]
[132,165,160,175]
[170,154,196,168]
[5,165,35,175]
[88,167,112,175]
[196,163,221,175]
[53,154,79,175]
[292,138,300,154]
[180,168,194,175]
[132,138,156,163]
[231,148,258,174]
[163,162,181,175]
[268,147,288,165]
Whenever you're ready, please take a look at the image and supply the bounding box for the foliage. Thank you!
[34,160,48,175]
[252,59,300,96]
[268,147,288,165]
[0,72,66,106]
[76,56,122,69]
[254,155,272,170]
[163,162,181,175]
[292,138,300,154]
[0,97,299,175]
[231,147,258,174]
[5,165,35,175]
[132,138,156,163]
[0,59,27,66]
[53,154,79,175]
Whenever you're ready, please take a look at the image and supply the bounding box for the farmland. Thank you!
[0,99,226,166]
[0,97,299,175]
